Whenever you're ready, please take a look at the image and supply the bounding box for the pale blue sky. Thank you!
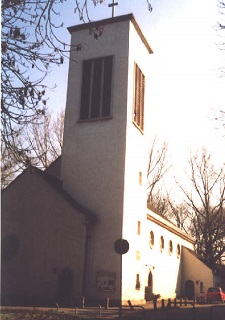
[46,0,225,177]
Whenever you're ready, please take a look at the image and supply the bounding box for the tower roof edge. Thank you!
[68,13,153,54]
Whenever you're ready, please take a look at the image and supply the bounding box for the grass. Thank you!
[0,309,99,320]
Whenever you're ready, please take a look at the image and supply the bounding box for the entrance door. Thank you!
[145,271,153,301]
[185,280,194,299]
[148,271,153,290]
[58,268,73,306]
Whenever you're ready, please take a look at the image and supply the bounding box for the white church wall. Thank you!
[60,14,198,305]
[143,211,194,299]
[61,17,135,302]
[62,18,131,216]
[121,18,153,304]
[120,208,195,303]
[123,207,195,301]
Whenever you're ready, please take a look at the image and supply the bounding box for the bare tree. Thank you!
[1,0,103,163]
[214,2,225,129]
[1,110,64,188]
[217,1,225,48]
[214,109,225,135]
[24,109,64,169]
[147,136,171,214]
[163,200,191,233]
[1,144,22,189]
[1,0,153,163]
[178,148,225,269]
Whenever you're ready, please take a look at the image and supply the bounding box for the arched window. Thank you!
[137,221,141,235]
[149,231,154,249]
[160,236,164,252]
[168,240,173,255]
[176,244,181,257]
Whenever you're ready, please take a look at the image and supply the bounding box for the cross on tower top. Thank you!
[108,0,119,18]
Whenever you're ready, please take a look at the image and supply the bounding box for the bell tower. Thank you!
[60,14,153,303]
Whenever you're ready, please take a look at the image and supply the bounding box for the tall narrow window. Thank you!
[160,236,164,252]
[168,240,173,255]
[149,231,154,249]
[80,56,113,120]
[135,273,141,290]
[137,221,141,235]
[133,63,145,132]
[136,250,141,261]
[139,171,142,185]
[176,244,181,257]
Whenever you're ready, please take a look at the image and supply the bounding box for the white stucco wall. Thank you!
[60,14,197,304]
[121,19,152,303]
[61,17,135,301]
[122,208,195,302]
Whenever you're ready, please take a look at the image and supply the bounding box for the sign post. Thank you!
[114,239,129,319]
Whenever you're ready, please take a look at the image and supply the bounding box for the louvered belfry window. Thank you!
[80,56,113,120]
[133,63,145,132]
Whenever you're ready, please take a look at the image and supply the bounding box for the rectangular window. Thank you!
[139,171,142,185]
[136,250,141,261]
[133,63,145,132]
[137,221,141,235]
[135,273,141,290]
[80,56,113,120]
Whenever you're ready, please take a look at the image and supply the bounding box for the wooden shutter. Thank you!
[134,63,145,131]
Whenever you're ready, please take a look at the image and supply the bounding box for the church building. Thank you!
[1,14,217,307]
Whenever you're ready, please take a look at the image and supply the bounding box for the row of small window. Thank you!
[149,231,181,256]
[136,241,181,261]
[137,222,181,257]
[80,56,145,132]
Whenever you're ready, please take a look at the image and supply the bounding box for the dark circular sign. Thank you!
[114,239,129,255]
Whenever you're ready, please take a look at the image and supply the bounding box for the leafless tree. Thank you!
[1,144,21,189]
[178,148,225,269]
[214,1,225,130]
[1,0,153,164]
[24,109,64,169]
[147,136,171,214]
[164,200,191,233]
[1,0,103,164]
[1,110,64,188]
[217,1,225,48]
